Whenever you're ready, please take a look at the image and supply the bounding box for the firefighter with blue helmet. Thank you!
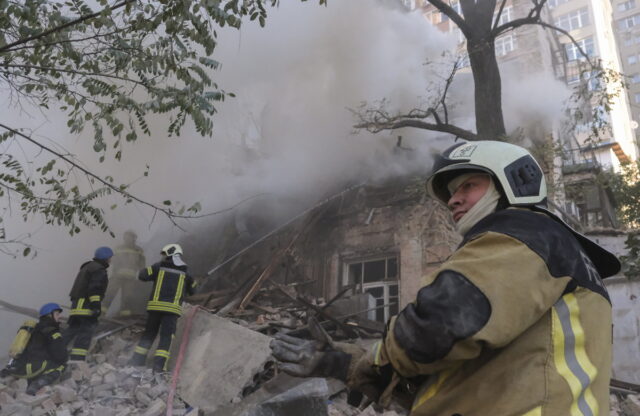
[1,303,67,395]
[63,246,113,361]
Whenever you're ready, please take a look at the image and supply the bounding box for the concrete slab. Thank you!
[170,305,273,414]
[211,374,329,416]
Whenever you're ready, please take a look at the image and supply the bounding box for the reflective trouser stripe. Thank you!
[552,293,599,416]
[70,348,88,356]
[134,346,149,355]
[21,361,48,379]
[44,365,65,375]
[89,295,101,302]
[154,350,170,359]
[154,349,170,371]
[521,406,542,416]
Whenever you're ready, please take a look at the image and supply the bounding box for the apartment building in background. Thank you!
[614,0,640,139]
[416,0,639,228]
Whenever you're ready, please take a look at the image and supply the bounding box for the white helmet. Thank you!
[160,243,183,257]
[426,140,547,206]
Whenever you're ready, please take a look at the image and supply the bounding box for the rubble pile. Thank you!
[0,328,195,416]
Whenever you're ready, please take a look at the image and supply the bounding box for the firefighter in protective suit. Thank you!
[64,246,113,361]
[103,230,147,316]
[130,243,196,372]
[271,141,620,416]
[7,303,68,395]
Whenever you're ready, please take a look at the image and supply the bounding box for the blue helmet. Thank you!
[39,303,62,317]
[94,246,114,260]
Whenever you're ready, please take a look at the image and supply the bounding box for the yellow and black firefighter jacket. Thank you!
[345,208,620,416]
[15,316,67,379]
[111,244,146,280]
[69,259,109,318]
[138,261,196,316]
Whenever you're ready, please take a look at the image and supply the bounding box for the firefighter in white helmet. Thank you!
[271,140,620,415]
[130,243,196,372]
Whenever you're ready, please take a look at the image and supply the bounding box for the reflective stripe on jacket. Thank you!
[69,259,109,316]
[346,208,616,416]
[139,262,196,316]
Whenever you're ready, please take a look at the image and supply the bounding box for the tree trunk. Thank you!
[456,0,506,140]
[467,38,506,139]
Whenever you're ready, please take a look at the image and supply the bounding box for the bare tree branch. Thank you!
[355,118,479,141]
[428,0,472,38]
[535,21,595,67]
[491,0,548,38]
[492,0,508,31]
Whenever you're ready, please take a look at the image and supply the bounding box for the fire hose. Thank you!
[166,305,202,416]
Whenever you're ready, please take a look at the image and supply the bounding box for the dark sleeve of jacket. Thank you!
[186,273,197,296]
[42,326,68,364]
[138,263,160,282]
[87,264,109,311]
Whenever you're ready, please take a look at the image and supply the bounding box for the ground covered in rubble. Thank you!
[1,316,639,416]
[0,328,194,416]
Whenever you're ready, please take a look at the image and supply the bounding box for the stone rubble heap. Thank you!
[0,328,195,416]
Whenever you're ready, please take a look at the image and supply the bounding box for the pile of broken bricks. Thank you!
[4,301,640,416]
[0,327,195,416]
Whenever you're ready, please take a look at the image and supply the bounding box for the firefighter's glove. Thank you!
[270,333,351,381]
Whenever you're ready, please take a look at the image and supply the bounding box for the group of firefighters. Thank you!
[1,234,196,395]
[1,141,623,415]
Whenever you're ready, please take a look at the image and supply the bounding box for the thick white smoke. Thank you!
[0,1,573,352]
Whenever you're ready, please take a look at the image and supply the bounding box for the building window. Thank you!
[619,13,640,29]
[495,34,516,56]
[564,37,595,61]
[346,256,399,322]
[548,0,571,8]
[555,7,590,31]
[629,54,638,64]
[494,6,512,26]
[631,73,640,83]
[635,92,640,103]
[619,0,637,12]
[567,72,581,84]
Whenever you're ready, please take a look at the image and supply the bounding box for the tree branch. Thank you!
[428,0,472,38]
[492,0,508,31]
[355,118,479,141]
[0,123,186,227]
[536,21,595,67]
[3,64,148,86]
[0,0,135,53]
[491,0,547,38]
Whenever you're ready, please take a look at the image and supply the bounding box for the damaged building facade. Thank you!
[194,176,460,323]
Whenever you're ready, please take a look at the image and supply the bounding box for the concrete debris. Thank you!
[623,394,640,416]
[170,305,274,414]
[0,326,190,416]
[245,377,330,416]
